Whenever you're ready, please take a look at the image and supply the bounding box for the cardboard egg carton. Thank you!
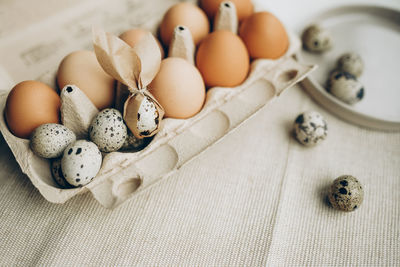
[0,0,316,208]
[0,32,314,209]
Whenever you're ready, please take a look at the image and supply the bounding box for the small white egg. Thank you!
[294,111,328,146]
[89,108,127,152]
[302,24,332,53]
[30,123,76,158]
[51,158,72,188]
[61,140,102,187]
[337,53,364,77]
[328,70,364,105]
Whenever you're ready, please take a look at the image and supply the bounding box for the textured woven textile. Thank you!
[1,86,399,266]
[1,0,400,265]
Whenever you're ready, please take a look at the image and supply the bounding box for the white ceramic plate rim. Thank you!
[297,4,400,131]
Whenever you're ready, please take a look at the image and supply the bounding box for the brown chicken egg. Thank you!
[57,50,115,110]
[239,11,289,59]
[196,30,249,88]
[160,2,210,46]
[200,0,253,22]
[120,28,165,58]
[5,80,61,139]
[148,57,205,119]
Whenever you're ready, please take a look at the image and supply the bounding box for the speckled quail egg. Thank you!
[302,24,332,53]
[293,111,327,146]
[328,175,364,212]
[51,158,72,188]
[328,70,364,105]
[137,96,159,136]
[61,140,102,187]
[89,108,127,152]
[30,123,76,158]
[120,130,152,151]
[337,52,364,77]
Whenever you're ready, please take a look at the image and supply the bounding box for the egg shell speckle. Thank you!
[328,70,364,105]
[337,52,364,77]
[89,108,127,152]
[328,175,364,212]
[61,140,102,187]
[137,96,159,136]
[120,130,151,151]
[294,111,327,146]
[302,25,332,53]
[30,123,76,158]
[51,158,72,188]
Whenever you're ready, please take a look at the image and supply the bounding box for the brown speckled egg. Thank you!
[160,2,209,46]
[196,30,249,88]
[200,0,253,22]
[328,175,364,212]
[239,11,289,59]
[5,80,61,139]
[119,28,165,58]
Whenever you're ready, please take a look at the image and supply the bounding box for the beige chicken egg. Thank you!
[5,80,61,139]
[196,30,249,88]
[57,50,115,110]
[148,57,206,119]
[119,28,165,58]
[160,2,210,46]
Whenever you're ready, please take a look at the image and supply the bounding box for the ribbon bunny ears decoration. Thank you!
[93,28,164,139]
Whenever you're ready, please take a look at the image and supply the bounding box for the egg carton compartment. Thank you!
[0,33,315,209]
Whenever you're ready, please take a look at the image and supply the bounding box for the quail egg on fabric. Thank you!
[30,123,76,158]
[337,52,364,78]
[51,158,72,188]
[89,108,127,152]
[328,70,364,105]
[293,111,327,146]
[328,175,364,212]
[302,24,332,53]
[61,140,102,187]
